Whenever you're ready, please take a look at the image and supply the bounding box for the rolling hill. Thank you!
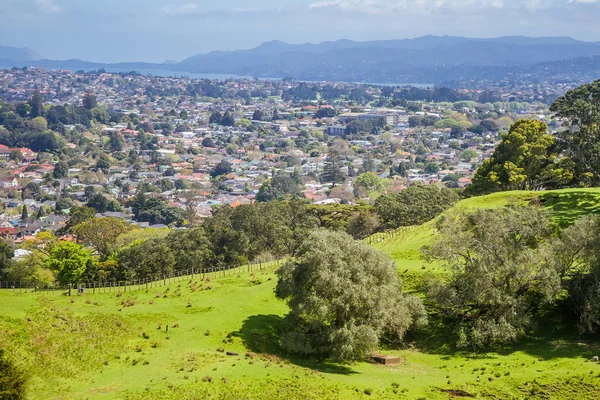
[2,36,600,84]
[2,189,600,399]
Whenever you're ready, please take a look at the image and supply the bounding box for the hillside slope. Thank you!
[2,189,600,399]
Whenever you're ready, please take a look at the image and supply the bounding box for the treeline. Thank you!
[1,186,460,286]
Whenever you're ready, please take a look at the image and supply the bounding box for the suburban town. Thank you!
[0,67,557,242]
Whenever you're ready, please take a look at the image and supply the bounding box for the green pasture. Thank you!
[3,189,600,399]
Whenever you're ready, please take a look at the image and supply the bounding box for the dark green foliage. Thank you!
[20,206,28,221]
[346,210,381,240]
[204,201,318,265]
[424,206,561,348]
[129,193,184,226]
[550,79,600,185]
[86,193,122,214]
[314,108,337,119]
[82,92,98,110]
[95,154,111,172]
[118,239,175,279]
[28,92,43,118]
[468,119,568,194]
[374,184,459,229]
[53,161,68,179]
[276,230,426,361]
[256,175,303,202]
[321,151,346,186]
[557,215,600,334]
[0,349,26,400]
[165,228,213,271]
[61,205,96,235]
[0,240,14,280]
[210,160,232,177]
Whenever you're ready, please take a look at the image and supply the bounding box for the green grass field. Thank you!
[3,189,600,399]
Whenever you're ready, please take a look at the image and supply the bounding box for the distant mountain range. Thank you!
[0,46,42,62]
[2,36,600,85]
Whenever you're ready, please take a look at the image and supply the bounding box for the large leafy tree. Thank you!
[256,174,302,202]
[118,239,175,279]
[554,215,600,334]
[424,206,561,348]
[551,79,600,185]
[374,184,459,229]
[46,242,91,286]
[276,230,426,361]
[468,119,566,194]
[165,228,213,271]
[74,217,137,260]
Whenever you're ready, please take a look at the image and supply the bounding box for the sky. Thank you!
[1,0,600,63]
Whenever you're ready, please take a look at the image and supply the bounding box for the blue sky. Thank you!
[2,0,600,62]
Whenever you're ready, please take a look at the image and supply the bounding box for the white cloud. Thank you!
[307,0,600,13]
[161,3,278,18]
[161,3,201,16]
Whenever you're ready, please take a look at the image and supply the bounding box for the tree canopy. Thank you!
[550,79,600,185]
[468,119,567,194]
[275,229,426,361]
[374,184,459,229]
[424,206,561,348]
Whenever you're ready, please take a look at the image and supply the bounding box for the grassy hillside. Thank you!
[2,189,600,399]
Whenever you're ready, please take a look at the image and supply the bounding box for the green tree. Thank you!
[53,161,69,179]
[210,160,232,177]
[423,206,561,348]
[108,131,125,152]
[165,228,213,271]
[276,230,426,361]
[118,239,175,279]
[374,184,459,229]
[220,111,235,127]
[96,154,111,173]
[550,79,600,185]
[209,111,223,124]
[74,217,136,260]
[468,119,565,194]
[321,151,346,187]
[28,92,43,118]
[0,240,14,280]
[459,149,477,162]
[61,205,96,235]
[252,109,263,121]
[46,242,91,287]
[555,215,600,334]
[20,205,28,221]
[256,175,302,202]
[354,172,384,194]
[346,210,380,240]
[82,92,98,110]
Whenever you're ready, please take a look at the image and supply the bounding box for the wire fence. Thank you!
[365,225,416,245]
[0,259,283,295]
[1,228,414,295]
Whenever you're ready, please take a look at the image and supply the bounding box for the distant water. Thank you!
[1,65,433,87]
[80,67,248,81]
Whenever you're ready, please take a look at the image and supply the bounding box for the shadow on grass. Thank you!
[233,314,357,375]
[540,191,600,227]
[408,307,599,362]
